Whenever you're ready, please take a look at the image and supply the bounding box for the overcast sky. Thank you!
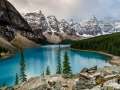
[8,0,120,21]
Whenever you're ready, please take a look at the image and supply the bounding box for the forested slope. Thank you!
[70,32,120,56]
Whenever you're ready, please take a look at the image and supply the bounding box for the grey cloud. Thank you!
[8,0,120,21]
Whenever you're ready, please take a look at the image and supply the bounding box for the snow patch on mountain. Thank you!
[22,11,120,38]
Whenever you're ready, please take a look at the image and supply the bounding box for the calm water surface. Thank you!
[0,45,111,86]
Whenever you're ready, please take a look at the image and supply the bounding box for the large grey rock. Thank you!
[74,80,95,90]
[80,67,88,73]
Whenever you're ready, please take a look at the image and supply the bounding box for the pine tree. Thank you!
[0,54,1,58]
[43,71,44,76]
[15,73,19,85]
[41,71,44,76]
[2,82,6,87]
[56,45,62,74]
[46,65,51,75]
[62,52,72,74]
[20,49,27,82]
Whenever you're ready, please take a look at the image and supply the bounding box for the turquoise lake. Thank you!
[0,45,112,86]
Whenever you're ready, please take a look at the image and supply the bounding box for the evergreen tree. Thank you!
[2,82,6,87]
[20,49,27,82]
[62,52,72,74]
[0,54,1,58]
[43,71,44,76]
[41,71,44,76]
[70,32,120,56]
[56,45,62,74]
[46,65,51,75]
[15,73,19,85]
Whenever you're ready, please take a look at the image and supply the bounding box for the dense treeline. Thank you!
[59,39,75,44]
[37,38,53,45]
[70,32,120,56]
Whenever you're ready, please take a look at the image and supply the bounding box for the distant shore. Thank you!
[70,48,120,66]
[0,44,40,61]
[0,53,14,60]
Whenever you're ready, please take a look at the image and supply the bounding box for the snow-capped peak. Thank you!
[22,10,120,38]
[60,19,66,23]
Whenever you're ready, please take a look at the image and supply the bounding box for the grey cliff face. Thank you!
[0,0,37,42]
[47,15,59,32]
[23,10,50,37]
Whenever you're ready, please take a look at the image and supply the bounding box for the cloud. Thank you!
[8,0,120,21]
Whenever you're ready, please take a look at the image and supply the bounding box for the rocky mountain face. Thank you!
[0,0,38,51]
[23,11,120,43]
[73,16,102,36]
[47,15,59,32]
[23,11,82,43]
[0,0,35,41]
[98,18,115,34]
[23,10,50,38]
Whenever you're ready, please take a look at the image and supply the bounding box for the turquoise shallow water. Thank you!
[0,45,111,86]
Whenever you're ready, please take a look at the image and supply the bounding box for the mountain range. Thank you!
[1,0,120,52]
[22,10,120,43]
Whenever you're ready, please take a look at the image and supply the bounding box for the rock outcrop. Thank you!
[23,10,50,38]
[73,16,102,36]
[0,0,38,50]
[0,0,32,31]
[3,66,119,90]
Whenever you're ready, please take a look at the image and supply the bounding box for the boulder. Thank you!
[88,70,96,73]
[74,80,95,89]
[104,74,118,79]
[74,81,86,89]
[0,87,15,90]
[5,87,15,90]
[79,73,91,80]
[89,73,101,79]
[95,75,118,85]
[80,67,88,73]
[93,73,101,77]
[62,84,68,87]
[88,66,97,71]
[107,86,114,90]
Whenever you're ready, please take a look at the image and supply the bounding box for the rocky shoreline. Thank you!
[1,65,120,90]
[109,57,120,66]
[70,48,120,66]
[0,44,40,61]
[0,53,14,60]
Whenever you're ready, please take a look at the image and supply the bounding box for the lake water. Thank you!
[0,45,111,86]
